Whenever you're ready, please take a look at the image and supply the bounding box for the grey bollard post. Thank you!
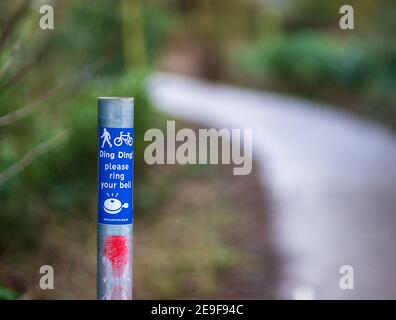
[97,97,134,300]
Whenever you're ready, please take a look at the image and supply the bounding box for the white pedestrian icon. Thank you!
[101,128,112,148]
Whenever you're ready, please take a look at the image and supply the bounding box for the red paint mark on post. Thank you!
[103,235,129,276]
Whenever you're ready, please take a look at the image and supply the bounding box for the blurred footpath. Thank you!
[149,72,396,299]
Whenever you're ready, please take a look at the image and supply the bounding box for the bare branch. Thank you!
[0,55,110,127]
[0,1,29,53]
[0,48,45,90]
[0,56,12,80]
[0,84,63,127]
[0,39,21,81]
[0,129,70,187]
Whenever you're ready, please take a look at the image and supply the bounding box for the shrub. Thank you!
[240,32,373,92]
[239,32,396,128]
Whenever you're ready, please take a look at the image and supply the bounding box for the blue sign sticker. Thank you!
[98,127,134,225]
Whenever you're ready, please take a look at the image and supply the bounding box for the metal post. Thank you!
[97,97,134,300]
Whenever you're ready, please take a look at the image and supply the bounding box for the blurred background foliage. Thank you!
[0,0,161,245]
[0,0,395,298]
[0,1,161,295]
[238,0,396,126]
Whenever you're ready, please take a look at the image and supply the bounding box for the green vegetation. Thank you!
[241,33,371,91]
[239,33,396,127]
[0,1,163,296]
[1,0,270,299]
[0,285,18,300]
[237,1,396,128]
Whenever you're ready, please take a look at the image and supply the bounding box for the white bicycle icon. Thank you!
[114,131,133,147]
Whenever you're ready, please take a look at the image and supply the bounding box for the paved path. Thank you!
[148,72,396,299]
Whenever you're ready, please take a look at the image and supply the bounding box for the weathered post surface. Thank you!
[97,97,134,300]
